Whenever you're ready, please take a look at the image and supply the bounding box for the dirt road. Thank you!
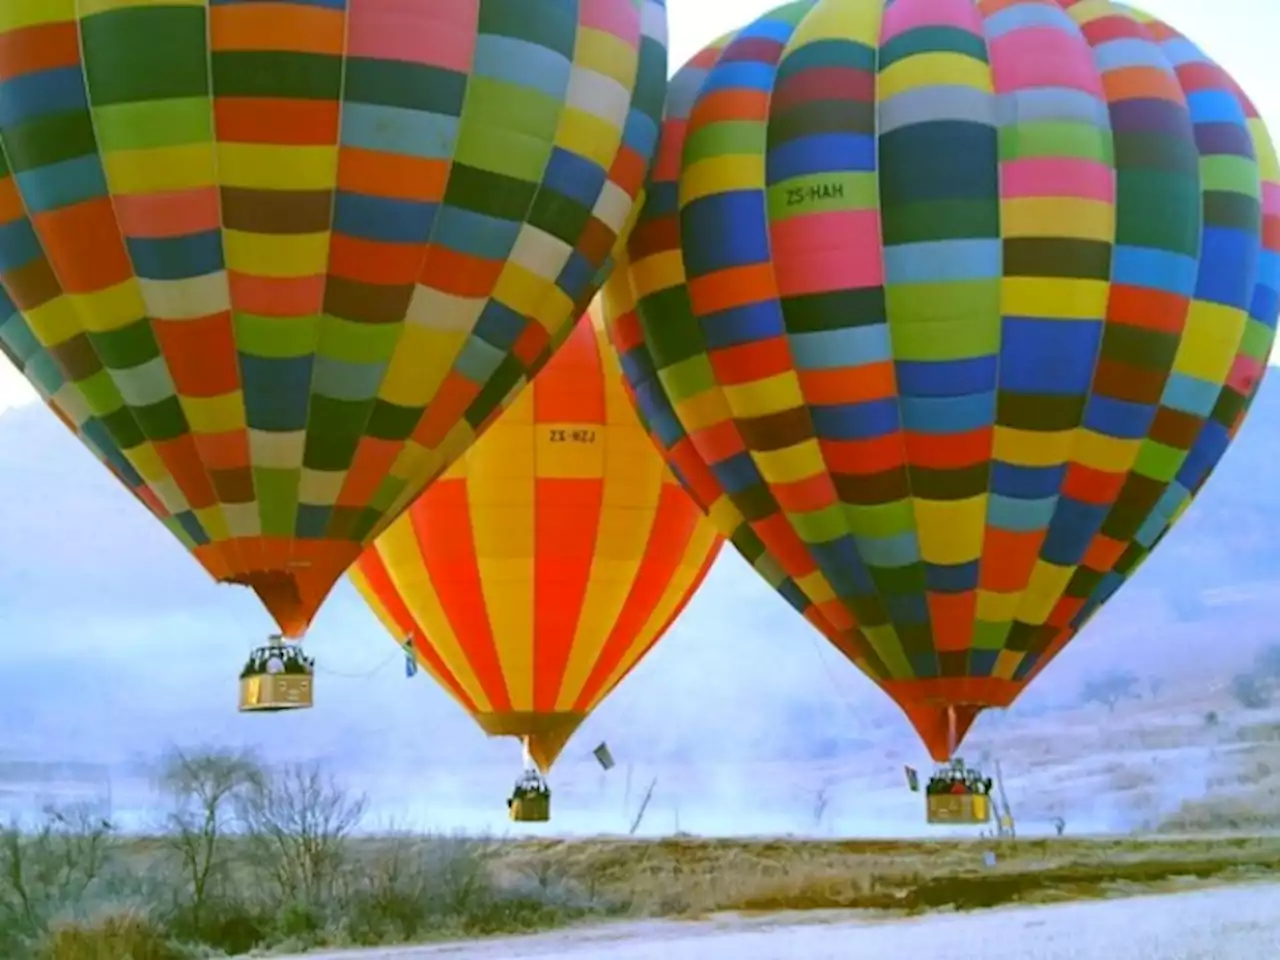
[286,881,1280,959]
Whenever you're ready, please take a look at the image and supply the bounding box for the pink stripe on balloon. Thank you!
[579,0,638,39]
[772,211,883,296]
[1001,158,1114,201]
[989,29,1104,95]
[1262,182,1280,216]
[880,0,982,42]
[113,188,220,238]
[347,0,478,71]
[1227,354,1265,394]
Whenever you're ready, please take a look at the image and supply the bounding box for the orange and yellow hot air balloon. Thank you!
[350,304,721,817]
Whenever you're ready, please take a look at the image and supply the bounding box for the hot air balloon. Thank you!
[351,305,721,821]
[603,0,1279,824]
[0,1,669,711]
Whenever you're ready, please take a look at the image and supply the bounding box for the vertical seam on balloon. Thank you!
[1010,0,1121,677]
[765,1,901,686]
[196,0,254,587]
[1205,87,1279,460]
[872,2,934,688]
[1021,3,1183,678]
[406,479,506,712]
[571,333,678,710]
[356,1,479,544]
[379,0,621,526]
[282,1,352,605]
[673,29,791,597]
[527,7,600,713]
[315,2,458,550]
[699,13,864,669]
[546,322,610,712]
[0,102,122,511]
[583,516,722,712]
[0,140,79,431]
[506,0,642,376]
[545,5,670,716]
[527,299,542,713]
[1130,35,1262,544]
[971,0,1007,694]
[679,6,857,676]
[1070,22,1263,642]
[309,2,357,546]
[70,3,235,577]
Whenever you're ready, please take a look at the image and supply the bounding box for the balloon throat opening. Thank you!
[245,571,309,639]
[473,712,585,774]
[900,703,983,763]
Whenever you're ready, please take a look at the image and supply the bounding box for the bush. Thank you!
[37,910,188,960]
[0,749,610,959]
[1255,644,1280,680]
[1231,672,1272,710]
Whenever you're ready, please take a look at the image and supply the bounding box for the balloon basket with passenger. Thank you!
[238,637,315,712]
[924,758,993,825]
[508,770,551,822]
[508,738,551,822]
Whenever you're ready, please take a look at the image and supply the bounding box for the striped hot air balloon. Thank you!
[350,305,721,777]
[603,0,1279,763]
[0,0,668,639]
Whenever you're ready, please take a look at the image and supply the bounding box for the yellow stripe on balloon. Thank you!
[374,510,495,713]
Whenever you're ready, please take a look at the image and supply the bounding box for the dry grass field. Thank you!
[30,832,1280,960]
[491,833,1280,917]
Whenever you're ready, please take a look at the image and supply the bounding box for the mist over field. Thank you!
[1,384,1279,839]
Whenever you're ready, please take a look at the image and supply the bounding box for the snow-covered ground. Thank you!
[282,882,1280,959]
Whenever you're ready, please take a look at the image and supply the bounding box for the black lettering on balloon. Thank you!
[786,181,844,206]
[548,429,596,443]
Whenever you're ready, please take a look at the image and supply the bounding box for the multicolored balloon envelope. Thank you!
[0,0,667,637]
[604,0,1279,760]
[350,305,722,772]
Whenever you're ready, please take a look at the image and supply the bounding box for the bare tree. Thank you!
[1079,670,1141,712]
[811,783,830,828]
[237,762,367,907]
[0,804,115,935]
[156,747,264,931]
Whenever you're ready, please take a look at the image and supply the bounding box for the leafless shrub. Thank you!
[0,803,118,955]
[236,762,366,909]
[154,747,263,933]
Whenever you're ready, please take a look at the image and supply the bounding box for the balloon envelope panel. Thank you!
[351,307,721,772]
[0,0,668,636]
[606,0,1279,759]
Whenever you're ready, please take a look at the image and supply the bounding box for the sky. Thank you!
[0,1,1279,834]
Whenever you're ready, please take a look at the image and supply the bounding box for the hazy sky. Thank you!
[0,0,1277,414]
